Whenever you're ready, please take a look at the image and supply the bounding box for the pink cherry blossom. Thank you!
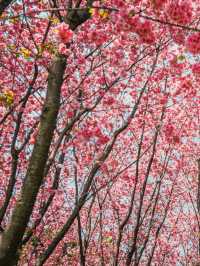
[55,22,73,44]
[186,32,200,54]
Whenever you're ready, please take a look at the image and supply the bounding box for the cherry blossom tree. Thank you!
[0,0,199,265]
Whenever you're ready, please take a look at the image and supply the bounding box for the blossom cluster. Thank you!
[167,1,192,25]
[186,33,200,54]
[54,23,73,54]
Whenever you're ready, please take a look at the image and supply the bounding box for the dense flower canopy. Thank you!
[0,0,199,265]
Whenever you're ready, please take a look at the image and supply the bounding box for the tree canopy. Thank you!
[0,0,199,265]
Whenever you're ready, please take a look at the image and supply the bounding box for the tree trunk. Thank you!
[0,55,66,266]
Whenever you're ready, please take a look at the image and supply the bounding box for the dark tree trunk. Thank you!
[0,55,66,266]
